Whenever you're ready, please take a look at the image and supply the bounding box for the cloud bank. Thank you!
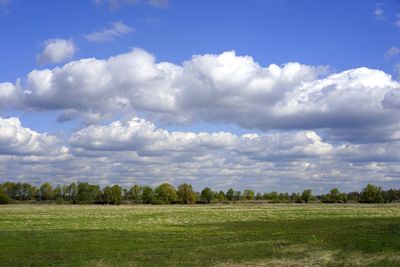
[0,115,399,192]
[1,48,399,142]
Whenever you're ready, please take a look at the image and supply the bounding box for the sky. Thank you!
[0,0,400,193]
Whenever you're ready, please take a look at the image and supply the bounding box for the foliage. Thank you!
[321,188,348,203]
[177,183,196,204]
[77,182,101,203]
[200,187,214,203]
[301,189,314,203]
[0,193,12,204]
[155,183,178,204]
[142,186,155,204]
[226,188,235,201]
[0,181,399,205]
[242,189,255,200]
[39,183,54,201]
[128,184,142,203]
[360,184,384,203]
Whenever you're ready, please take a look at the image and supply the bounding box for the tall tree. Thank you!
[301,189,313,203]
[360,184,384,203]
[77,182,100,203]
[142,186,155,204]
[111,185,122,205]
[243,189,255,200]
[40,183,54,201]
[155,183,178,204]
[200,187,214,204]
[129,185,143,204]
[226,188,235,201]
[177,183,196,204]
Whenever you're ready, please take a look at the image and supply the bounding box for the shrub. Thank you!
[0,193,12,204]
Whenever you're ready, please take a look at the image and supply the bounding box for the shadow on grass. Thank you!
[0,217,399,266]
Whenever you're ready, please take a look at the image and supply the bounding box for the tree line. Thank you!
[0,181,399,205]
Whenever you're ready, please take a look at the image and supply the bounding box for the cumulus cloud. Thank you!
[0,82,22,109]
[0,117,58,155]
[36,39,76,65]
[1,48,400,143]
[84,21,133,43]
[69,117,332,158]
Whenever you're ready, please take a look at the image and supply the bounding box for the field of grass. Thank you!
[0,204,399,266]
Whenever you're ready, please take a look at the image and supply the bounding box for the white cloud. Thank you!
[36,39,76,65]
[0,115,399,192]
[84,21,133,43]
[1,48,400,143]
[69,117,332,158]
[0,82,21,108]
[0,117,58,155]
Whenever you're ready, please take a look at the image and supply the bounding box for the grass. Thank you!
[0,204,399,266]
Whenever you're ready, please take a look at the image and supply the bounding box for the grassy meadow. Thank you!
[0,204,399,266]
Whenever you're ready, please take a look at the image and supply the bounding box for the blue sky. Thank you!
[0,0,399,192]
[1,0,399,79]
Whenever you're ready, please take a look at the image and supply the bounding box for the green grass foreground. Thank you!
[0,204,399,266]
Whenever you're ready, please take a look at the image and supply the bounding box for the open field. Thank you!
[0,204,399,266]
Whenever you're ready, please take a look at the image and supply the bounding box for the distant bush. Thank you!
[0,193,12,204]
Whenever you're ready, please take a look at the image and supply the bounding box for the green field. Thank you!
[0,204,399,266]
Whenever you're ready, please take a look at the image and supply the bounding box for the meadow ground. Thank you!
[0,204,399,266]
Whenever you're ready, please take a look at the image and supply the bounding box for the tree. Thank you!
[65,183,78,202]
[177,183,196,204]
[264,191,279,202]
[20,183,35,201]
[226,188,235,201]
[111,185,122,205]
[142,186,155,204]
[242,189,255,200]
[382,189,399,203]
[77,182,100,203]
[155,183,177,204]
[102,186,113,204]
[301,189,313,203]
[129,185,142,204]
[290,192,301,203]
[40,183,54,201]
[233,190,241,201]
[347,191,360,202]
[0,193,12,204]
[255,192,263,200]
[217,191,226,202]
[200,187,214,204]
[360,184,384,203]
[53,185,64,200]
[321,188,347,203]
